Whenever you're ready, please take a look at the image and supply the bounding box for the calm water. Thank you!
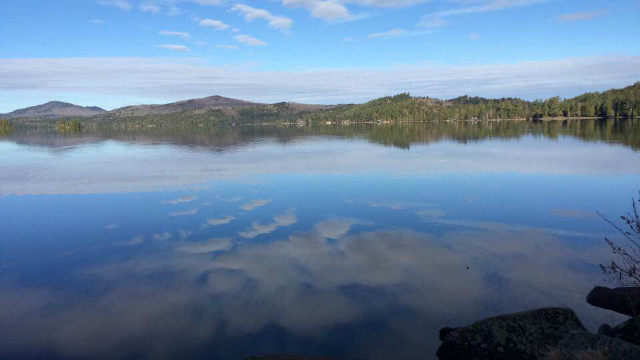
[1,120,640,359]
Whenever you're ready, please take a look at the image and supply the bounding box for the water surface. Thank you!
[1,120,639,359]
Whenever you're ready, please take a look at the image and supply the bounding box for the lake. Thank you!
[1,120,640,359]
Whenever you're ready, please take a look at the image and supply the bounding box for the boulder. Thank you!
[244,356,337,360]
[439,327,459,341]
[586,286,640,317]
[555,332,640,359]
[599,317,640,346]
[436,308,587,360]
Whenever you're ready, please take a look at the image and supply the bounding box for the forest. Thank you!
[0,119,12,135]
[303,82,640,123]
[8,83,640,130]
[97,81,638,127]
[55,118,84,133]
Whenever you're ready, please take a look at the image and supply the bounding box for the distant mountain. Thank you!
[0,101,106,119]
[107,95,262,117]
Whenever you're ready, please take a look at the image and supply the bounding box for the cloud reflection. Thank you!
[2,133,640,196]
[169,208,198,217]
[239,209,297,238]
[240,199,272,211]
[0,220,616,359]
[206,215,236,226]
[163,195,197,205]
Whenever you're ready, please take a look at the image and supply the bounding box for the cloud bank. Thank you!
[0,55,638,111]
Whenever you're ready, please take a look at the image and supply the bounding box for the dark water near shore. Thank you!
[1,120,640,359]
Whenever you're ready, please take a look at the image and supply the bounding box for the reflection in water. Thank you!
[0,121,639,359]
[6,119,640,151]
[0,224,618,359]
[1,120,640,196]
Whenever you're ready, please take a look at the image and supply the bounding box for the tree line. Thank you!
[301,82,640,122]
[55,118,84,133]
[9,82,640,130]
[0,119,12,135]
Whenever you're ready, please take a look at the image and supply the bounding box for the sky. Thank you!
[0,0,639,112]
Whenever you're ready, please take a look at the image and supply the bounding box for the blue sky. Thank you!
[1,0,639,111]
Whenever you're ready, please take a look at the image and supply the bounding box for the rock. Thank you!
[439,327,459,341]
[436,308,587,360]
[598,323,613,336]
[244,356,338,360]
[586,286,640,317]
[555,332,640,359]
[600,317,640,346]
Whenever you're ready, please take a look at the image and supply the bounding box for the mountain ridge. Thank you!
[2,83,639,121]
[106,95,263,117]
[0,101,107,119]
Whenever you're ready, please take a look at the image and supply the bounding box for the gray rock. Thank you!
[436,308,587,360]
[586,286,640,317]
[599,317,640,346]
[598,323,613,336]
[243,356,338,360]
[556,332,640,359]
[439,327,459,341]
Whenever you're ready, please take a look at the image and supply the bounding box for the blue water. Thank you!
[1,122,639,359]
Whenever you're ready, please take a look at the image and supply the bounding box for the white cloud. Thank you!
[140,3,161,13]
[558,10,606,22]
[429,0,549,18]
[187,0,225,5]
[97,0,132,11]
[231,4,293,33]
[199,19,230,30]
[418,16,447,28]
[1,56,639,111]
[367,28,406,39]
[283,0,351,21]
[167,4,181,15]
[365,28,432,40]
[234,34,268,46]
[344,0,429,6]
[241,199,272,211]
[90,19,106,25]
[214,44,239,50]
[419,0,551,27]
[239,210,298,238]
[159,30,191,40]
[283,0,428,21]
[156,44,191,52]
[468,33,481,40]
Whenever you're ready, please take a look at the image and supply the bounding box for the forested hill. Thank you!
[3,83,638,128]
[302,82,640,122]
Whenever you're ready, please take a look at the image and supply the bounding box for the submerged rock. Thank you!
[586,286,640,317]
[436,308,587,360]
